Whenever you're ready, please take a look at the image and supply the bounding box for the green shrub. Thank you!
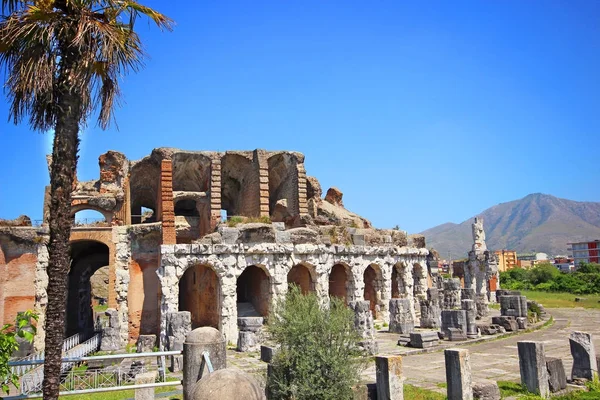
[1,310,37,394]
[267,286,365,400]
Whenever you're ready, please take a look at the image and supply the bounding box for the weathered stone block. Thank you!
[441,310,467,338]
[349,301,378,355]
[389,299,414,334]
[237,317,264,332]
[397,334,411,347]
[518,341,549,398]
[237,331,259,352]
[516,317,528,330]
[409,332,439,349]
[135,371,157,400]
[491,316,517,332]
[546,357,567,393]
[260,345,277,363]
[570,331,598,381]
[376,355,404,400]
[472,381,501,400]
[462,299,478,338]
[447,328,467,342]
[137,335,156,353]
[445,348,473,400]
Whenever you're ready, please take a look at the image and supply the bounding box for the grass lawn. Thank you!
[498,381,600,399]
[404,384,446,400]
[61,385,180,399]
[521,291,600,309]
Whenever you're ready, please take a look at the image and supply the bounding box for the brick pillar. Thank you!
[209,156,222,230]
[297,162,308,215]
[159,160,176,245]
[255,150,270,217]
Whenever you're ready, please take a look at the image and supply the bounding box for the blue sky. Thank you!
[1,0,599,233]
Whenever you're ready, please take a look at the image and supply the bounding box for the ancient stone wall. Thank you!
[0,234,38,327]
[157,240,428,346]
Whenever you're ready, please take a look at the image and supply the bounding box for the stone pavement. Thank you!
[364,308,600,393]
[225,308,600,394]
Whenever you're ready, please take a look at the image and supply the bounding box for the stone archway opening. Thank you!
[237,265,270,317]
[67,240,110,337]
[287,263,315,294]
[329,264,350,304]
[363,264,383,319]
[178,264,220,330]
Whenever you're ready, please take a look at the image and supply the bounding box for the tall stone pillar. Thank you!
[518,341,549,398]
[376,355,404,400]
[444,348,473,400]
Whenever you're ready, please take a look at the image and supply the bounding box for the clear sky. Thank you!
[1,0,599,233]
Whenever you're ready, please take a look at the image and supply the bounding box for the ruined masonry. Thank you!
[0,148,435,351]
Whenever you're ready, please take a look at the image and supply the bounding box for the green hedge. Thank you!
[500,263,600,295]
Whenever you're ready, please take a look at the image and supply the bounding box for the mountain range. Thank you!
[421,193,600,260]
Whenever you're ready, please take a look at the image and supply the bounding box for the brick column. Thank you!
[209,156,222,230]
[159,160,176,245]
[255,150,270,217]
[297,162,308,215]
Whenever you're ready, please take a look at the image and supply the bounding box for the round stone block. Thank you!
[191,368,265,400]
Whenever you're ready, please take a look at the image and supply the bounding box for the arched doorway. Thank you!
[329,264,349,303]
[287,263,314,294]
[363,264,382,318]
[179,264,220,329]
[237,265,270,317]
[66,241,110,336]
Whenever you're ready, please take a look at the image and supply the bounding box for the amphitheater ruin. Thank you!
[0,148,498,352]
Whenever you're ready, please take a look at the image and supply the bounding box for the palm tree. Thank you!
[0,1,172,398]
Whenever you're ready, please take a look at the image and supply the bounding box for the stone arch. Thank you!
[328,263,353,304]
[221,153,259,218]
[130,156,160,224]
[363,263,384,319]
[236,265,271,317]
[67,240,110,336]
[178,264,221,330]
[71,206,112,225]
[287,262,316,294]
[268,153,299,217]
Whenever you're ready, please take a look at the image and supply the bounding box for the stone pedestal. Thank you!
[100,309,121,351]
[183,327,227,400]
[517,341,549,398]
[444,348,473,400]
[135,371,157,400]
[389,299,414,334]
[166,311,192,351]
[420,300,441,329]
[376,355,404,400]
[137,335,156,353]
[350,301,378,355]
[441,310,467,339]
[570,331,598,381]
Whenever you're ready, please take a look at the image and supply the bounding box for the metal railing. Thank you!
[72,218,109,227]
[10,332,87,378]
[14,332,102,395]
[6,351,182,399]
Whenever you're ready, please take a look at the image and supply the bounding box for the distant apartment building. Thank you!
[568,240,600,265]
[554,256,575,272]
[495,250,518,271]
[517,252,549,268]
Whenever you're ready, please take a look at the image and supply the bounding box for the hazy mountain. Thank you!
[421,193,600,260]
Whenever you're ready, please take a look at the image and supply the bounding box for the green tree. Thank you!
[1,311,38,395]
[267,286,366,400]
[0,2,172,398]
[529,263,560,285]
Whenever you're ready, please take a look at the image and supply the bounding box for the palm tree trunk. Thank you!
[42,45,82,400]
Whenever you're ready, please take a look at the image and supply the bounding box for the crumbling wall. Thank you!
[268,153,301,217]
[221,153,260,217]
[127,225,162,342]
[0,230,39,327]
